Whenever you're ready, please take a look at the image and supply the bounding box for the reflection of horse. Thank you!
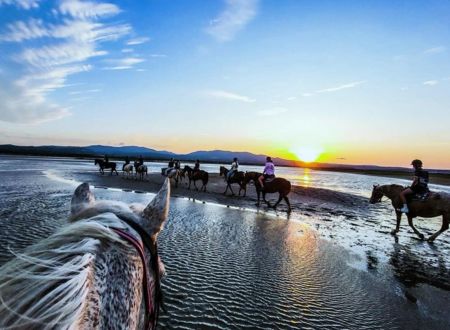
[94,159,118,175]
[370,184,450,242]
[0,179,171,329]
[244,171,292,213]
[134,161,148,181]
[183,165,208,191]
[122,163,133,179]
[219,166,246,196]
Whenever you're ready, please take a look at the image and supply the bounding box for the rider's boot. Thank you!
[399,204,409,213]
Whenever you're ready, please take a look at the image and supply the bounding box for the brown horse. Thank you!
[183,165,208,192]
[219,166,246,196]
[94,159,118,175]
[244,171,292,213]
[369,184,450,242]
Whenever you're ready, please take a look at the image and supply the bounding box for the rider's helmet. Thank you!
[266,156,272,162]
[233,157,238,161]
[411,159,423,168]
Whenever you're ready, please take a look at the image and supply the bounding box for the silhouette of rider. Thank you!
[104,155,109,164]
[138,155,144,166]
[399,159,429,213]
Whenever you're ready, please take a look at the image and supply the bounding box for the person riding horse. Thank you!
[226,158,239,182]
[104,154,109,163]
[399,159,429,214]
[193,159,200,176]
[138,155,144,166]
[258,156,275,189]
[165,158,175,176]
[122,156,130,171]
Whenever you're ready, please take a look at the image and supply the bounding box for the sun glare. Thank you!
[292,146,323,163]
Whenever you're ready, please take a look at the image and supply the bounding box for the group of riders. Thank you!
[103,154,278,189]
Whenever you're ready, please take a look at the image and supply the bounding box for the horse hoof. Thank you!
[418,234,425,240]
[390,230,398,236]
[427,237,434,243]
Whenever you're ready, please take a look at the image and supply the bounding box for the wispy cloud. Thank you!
[150,53,167,58]
[258,107,288,116]
[0,0,39,10]
[206,0,259,42]
[126,37,150,45]
[424,46,446,54]
[315,81,366,93]
[103,57,145,70]
[423,80,438,86]
[0,0,132,124]
[207,90,255,103]
[121,48,133,53]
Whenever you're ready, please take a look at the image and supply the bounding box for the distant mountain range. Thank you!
[1,144,449,173]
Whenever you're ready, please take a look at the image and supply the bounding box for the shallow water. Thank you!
[0,156,449,329]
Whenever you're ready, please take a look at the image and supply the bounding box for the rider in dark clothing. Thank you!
[399,159,429,213]
[193,160,200,175]
[175,160,181,170]
[123,156,130,171]
[104,155,109,163]
[168,158,175,168]
[138,155,144,166]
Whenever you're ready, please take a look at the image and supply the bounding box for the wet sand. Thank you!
[71,171,367,218]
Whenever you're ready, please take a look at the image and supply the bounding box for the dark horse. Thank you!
[94,159,118,175]
[244,171,292,213]
[219,166,246,196]
[370,184,450,242]
[183,165,208,192]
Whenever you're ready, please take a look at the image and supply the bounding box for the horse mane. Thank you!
[0,213,131,328]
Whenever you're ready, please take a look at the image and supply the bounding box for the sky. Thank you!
[0,0,449,168]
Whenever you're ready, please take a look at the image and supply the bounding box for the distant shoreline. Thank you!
[2,152,450,187]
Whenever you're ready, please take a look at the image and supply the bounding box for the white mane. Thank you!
[0,204,137,329]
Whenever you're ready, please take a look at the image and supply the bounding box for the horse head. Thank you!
[369,184,383,204]
[219,166,226,176]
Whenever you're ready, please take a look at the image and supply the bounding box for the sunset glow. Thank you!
[291,146,324,163]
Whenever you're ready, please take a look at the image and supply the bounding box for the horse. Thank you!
[123,163,134,179]
[219,166,246,196]
[183,165,208,192]
[95,158,118,175]
[134,161,148,181]
[161,167,181,188]
[0,179,171,329]
[369,184,450,242]
[244,171,292,213]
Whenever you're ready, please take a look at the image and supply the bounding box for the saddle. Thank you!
[264,177,275,184]
[409,190,431,202]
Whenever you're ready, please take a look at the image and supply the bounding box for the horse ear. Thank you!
[142,178,170,237]
[71,182,95,215]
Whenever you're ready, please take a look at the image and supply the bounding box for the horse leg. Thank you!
[407,215,424,240]
[428,215,449,243]
[193,180,199,191]
[188,179,191,190]
[223,184,229,195]
[255,190,261,206]
[229,184,235,196]
[272,193,283,209]
[263,192,270,207]
[284,196,292,213]
[391,211,402,235]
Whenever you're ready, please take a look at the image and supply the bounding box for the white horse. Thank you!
[161,168,180,187]
[0,179,170,329]
[134,161,148,181]
[123,163,134,179]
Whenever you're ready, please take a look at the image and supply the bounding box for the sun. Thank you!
[291,146,323,163]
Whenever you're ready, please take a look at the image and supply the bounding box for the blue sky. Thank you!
[0,0,449,167]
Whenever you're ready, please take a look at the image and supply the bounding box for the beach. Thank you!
[1,156,450,329]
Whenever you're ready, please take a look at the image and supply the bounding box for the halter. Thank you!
[112,216,162,330]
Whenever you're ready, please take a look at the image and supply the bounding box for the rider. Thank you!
[104,154,109,164]
[193,159,200,174]
[122,156,130,171]
[138,155,144,166]
[175,160,181,170]
[399,159,429,213]
[165,158,175,176]
[258,156,275,189]
[226,157,239,182]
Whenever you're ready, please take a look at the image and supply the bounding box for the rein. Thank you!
[113,216,162,330]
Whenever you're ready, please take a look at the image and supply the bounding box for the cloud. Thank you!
[0,0,132,124]
[424,46,446,54]
[59,0,121,19]
[126,37,150,45]
[423,80,438,86]
[207,90,255,102]
[206,0,259,42]
[257,107,288,116]
[149,53,167,58]
[103,57,145,70]
[315,81,366,93]
[121,48,133,53]
[0,0,39,9]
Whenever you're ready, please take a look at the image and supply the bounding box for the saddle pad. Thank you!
[411,191,430,202]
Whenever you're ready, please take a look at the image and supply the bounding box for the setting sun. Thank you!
[291,146,324,163]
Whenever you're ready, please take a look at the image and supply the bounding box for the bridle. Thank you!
[112,216,162,330]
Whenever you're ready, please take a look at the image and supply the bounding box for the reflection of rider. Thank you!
[259,156,275,189]
[226,158,238,181]
[399,159,429,213]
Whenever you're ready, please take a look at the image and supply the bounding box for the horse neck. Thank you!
[381,184,402,201]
